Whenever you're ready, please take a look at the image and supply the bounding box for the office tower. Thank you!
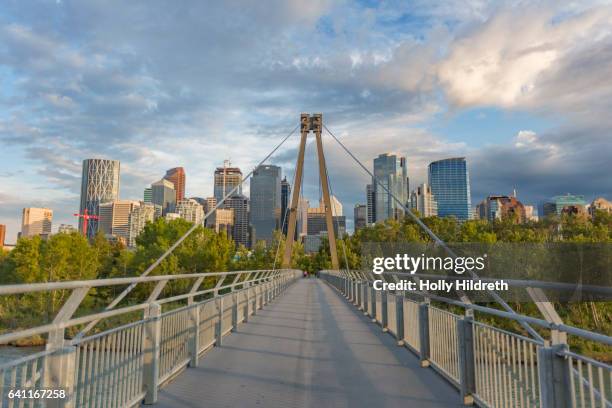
[475,195,526,223]
[410,183,438,217]
[306,202,346,237]
[281,177,291,235]
[524,205,538,221]
[373,153,408,222]
[176,199,204,225]
[366,184,376,225]
[225,194,250,248]
[214,208,234,238]
[98,200,141,245]
[151,178,176,215]
[428,157,472,221]
[79,159,120,237]
[214,163,242,204]
[164,167,186,202]
[144,188,152,204]
[250,165,281,244]
[58,224,77,234]
[543,194,587,217]
[354,204,367,231]
[128,202,155,247]
[204,197,217,214]
[21,208,53,238]
[0,224,5,247]
[328,196,343,216]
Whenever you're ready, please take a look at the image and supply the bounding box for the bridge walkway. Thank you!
[154,278,461,408]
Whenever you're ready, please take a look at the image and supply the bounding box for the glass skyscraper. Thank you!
[79,159,120,237]
[250,165,281,244]
[428,157,472,221]
[373,153,408,222]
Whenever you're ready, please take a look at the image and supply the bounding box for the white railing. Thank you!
[322,271,612,408]
[0,269,302,407]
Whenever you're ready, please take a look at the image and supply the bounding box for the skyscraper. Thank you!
[143,188,152,204]
[214,164,242,204]
[176,199,204,225]
[354,204,367,230]
[151,179,176,215]
[21,208,53,238]
[366,184,376,225]
[164,167,186,202]
[128,202,155,247]
[543,194,587,217]
[410,183,438,217]
[99,200,141,245]
[250,165,281,244]
[79,159,120,237]
[373,153,408,222]
[428,157,472,221]
[225,194,250,248]
[280,177,291,235]
[214,208,234,238]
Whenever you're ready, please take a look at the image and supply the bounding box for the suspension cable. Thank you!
[323,124,543,341]
[77,123,300,338]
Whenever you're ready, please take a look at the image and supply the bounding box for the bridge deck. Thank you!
[154,278,461,408]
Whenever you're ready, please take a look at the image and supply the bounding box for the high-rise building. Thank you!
[151,179,176,215]
[543,194,587,217]
[250,165,281,244]
[164,167,186,202]
[524,205,538,222]
[143,188,152,204]
[297,198,309,238]
[58,224,77,234]
[328,196,343,216]
[306,202,346,237]
[176,199,204,225]
[214,208,234,238]
[214,164,242,204]
[373,153,408,222]
[128,202,155,247]
[366,184,376,225]
[281,177,291,235]
[79,159,120,237]
[354,204,367,231]
[99,200,141,245]
[476,195,526,223]
[225,194,250,248]
[428,157,472,221]
[0,224,6,247]
[410,183,438,217]
[21,208,53,238]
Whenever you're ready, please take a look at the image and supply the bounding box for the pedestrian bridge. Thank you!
[1,269,611,408]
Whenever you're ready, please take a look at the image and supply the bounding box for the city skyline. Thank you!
[2,2,612,241]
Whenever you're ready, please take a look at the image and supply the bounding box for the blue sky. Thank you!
[1,0,612,242]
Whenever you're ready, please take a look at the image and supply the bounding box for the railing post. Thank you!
[457,312,476,405]
[538,344,572,408]
[381,290,388,331]
[189,303,200,368]
[370,286,377,322]
[232,292,239,332]
[363,282,369,315]
[253,286,258,315]
[418,301,430,367]
[44,345,77,408]
[357,281,362,309]
[216,296,224,347]
[395,292,405,346]
[143,302,162,404]
[244,287,250,323]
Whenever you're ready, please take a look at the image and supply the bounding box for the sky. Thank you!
[1,0,612,242]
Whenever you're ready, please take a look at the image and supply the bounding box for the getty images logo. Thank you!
[372,254,488,275]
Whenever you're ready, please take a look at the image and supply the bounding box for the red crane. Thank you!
[73,208,99,237]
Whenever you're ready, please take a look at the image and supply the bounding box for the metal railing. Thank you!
[321,271,612,408]
[0,269,302,407]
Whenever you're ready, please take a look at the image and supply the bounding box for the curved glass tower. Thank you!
[428,157,472,221]
[79,159,120,237]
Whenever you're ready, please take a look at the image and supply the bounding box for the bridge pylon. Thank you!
[282,113,340,270]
